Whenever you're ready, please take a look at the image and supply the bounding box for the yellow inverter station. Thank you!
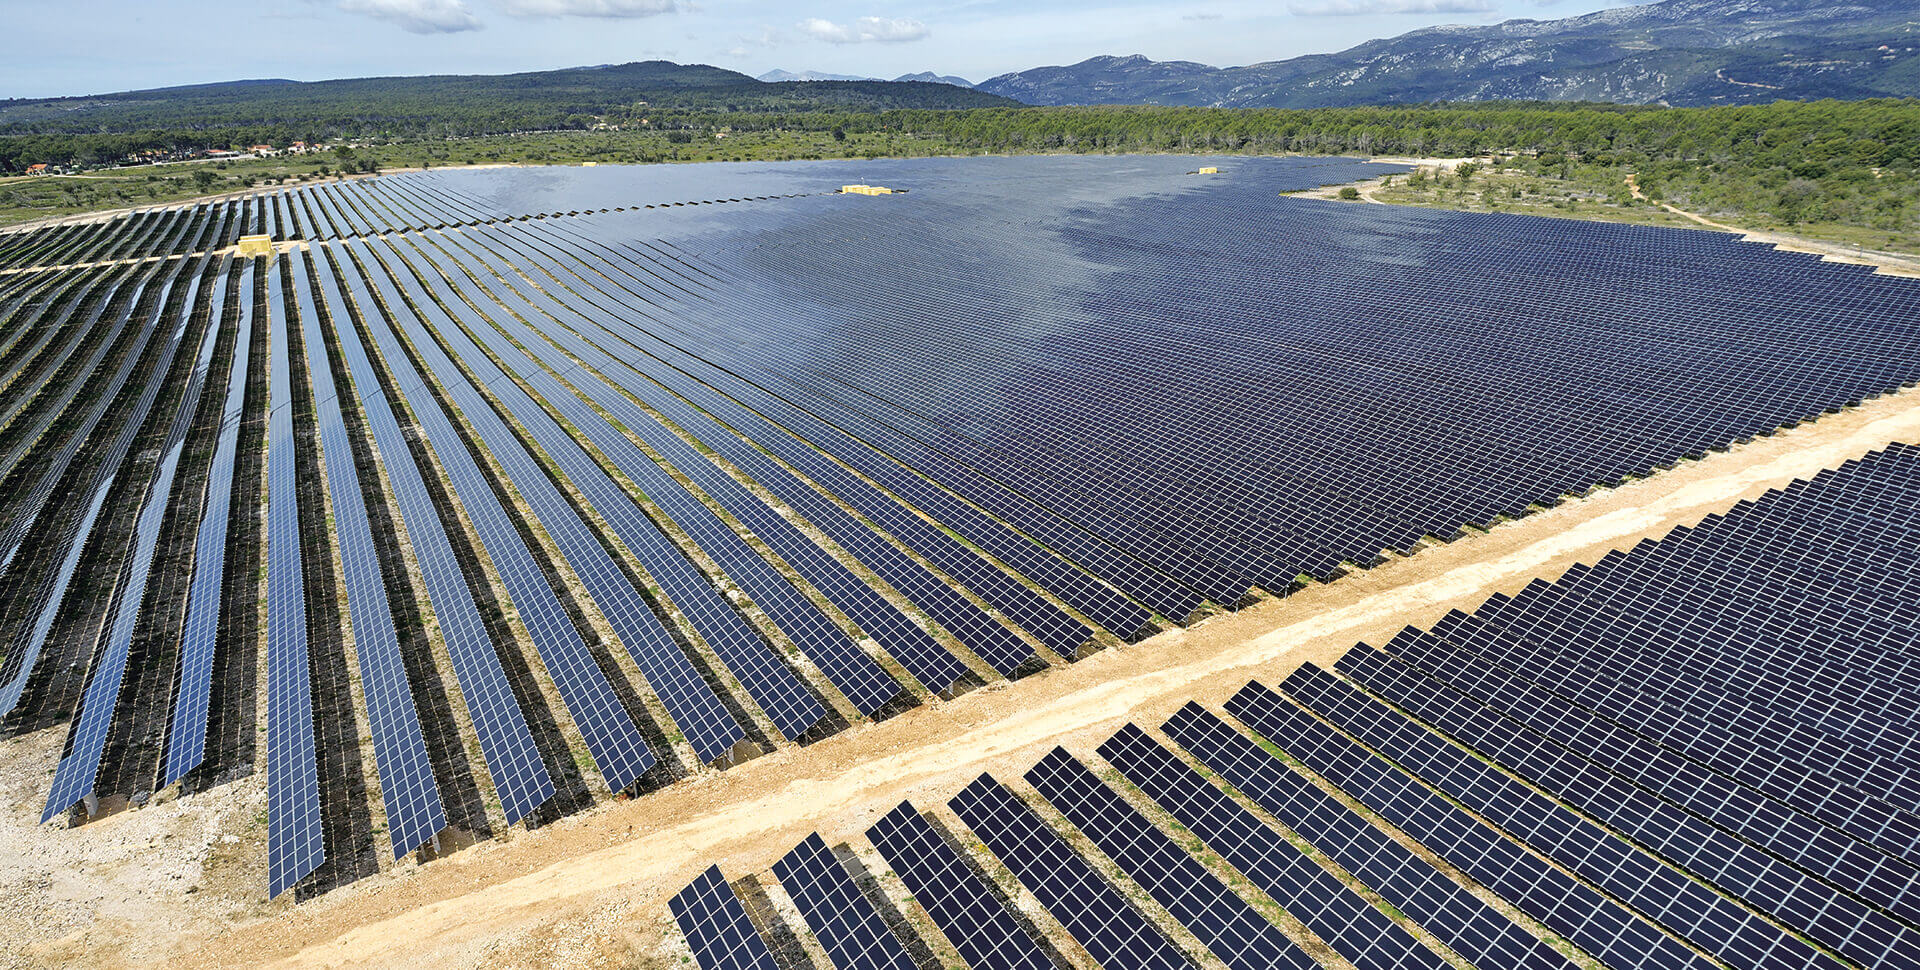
[236,234,274,257]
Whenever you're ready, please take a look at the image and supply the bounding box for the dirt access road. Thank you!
[1628,173,1920,277]
[0,380,1899,970]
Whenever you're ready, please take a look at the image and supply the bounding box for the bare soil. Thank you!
[2,379,1914,970]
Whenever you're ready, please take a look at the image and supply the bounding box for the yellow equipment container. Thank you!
[840,184,895,195]
[1197,166,1220,175]
[236,234,274,257]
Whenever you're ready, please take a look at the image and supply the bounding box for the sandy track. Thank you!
[1624,173,1920,276]
[91,384,1908,970]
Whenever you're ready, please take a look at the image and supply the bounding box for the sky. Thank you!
[3,0,1641,99]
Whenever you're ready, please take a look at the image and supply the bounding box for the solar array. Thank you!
[674,443,1920,970]
[1,154,1917,901]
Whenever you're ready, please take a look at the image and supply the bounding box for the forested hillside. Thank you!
[0,60,1012,168]
[977,0,1920,108]
[883,100,1917,236]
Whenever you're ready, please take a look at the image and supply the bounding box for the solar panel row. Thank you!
[670,866,781,970]
[7,157,1920,906]
[428,229,965,698]
[863,801,1055,970]
[164,256,258,786]
[290,247,449,860]
[42,247,231,822]
[771,834,918,970]
[345,236,747,764]
[324,240,659,794]
[672,443,1920,970]
[264,254,326,898]
[450,225,1058,673]
[307,245,557,826]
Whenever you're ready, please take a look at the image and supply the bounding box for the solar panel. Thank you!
[865,801,1056,970]
[0,269,146,709]
[1228,681,1828,970]
[424,231,918,710]
[1168,700,1707,970]
[306,245,556,825]
[42,248,229,821]
[552,234,1228,619]
[325,239,658,793]
[289,250,447,859]
[0,234,227,728]
[770,834,916,970]
[670,865,780,970]
[1328,645,1920,966]
[1024,747,1319,970]
[343,236,745,766]
[0,261,165,581]
[1098,723,1484,970]
[0,267,118,430]
[948,773,1189,970]
[165,256,257,785]
[1427,603,1920,865]
[449,225,1049,676]
[11,156,1920,909]
[1371,627,1920,923]
[495,220,1202,628]
[264,254,325,898]
[408,234,857,727]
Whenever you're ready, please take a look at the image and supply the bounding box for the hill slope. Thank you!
[892,72,975,88]
[758,69,877,82]
[0,61,1014,137]
[978,0,1920,107]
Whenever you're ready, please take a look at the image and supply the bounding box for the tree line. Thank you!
[3,99,1912,242]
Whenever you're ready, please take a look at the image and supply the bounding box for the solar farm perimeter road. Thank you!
[145,381,1920,970]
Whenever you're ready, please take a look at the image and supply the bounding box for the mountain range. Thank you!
[6,0,1918,141]
[759,70,974,87]
[0,61,1010,136]
[975,0,1920,108]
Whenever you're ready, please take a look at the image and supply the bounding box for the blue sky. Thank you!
[4,0,1640,99]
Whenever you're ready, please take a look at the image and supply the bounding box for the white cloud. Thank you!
[339,0,482,32]
[1288,0,1494,15]
[498,0,676,17]
[797,16,930,44]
